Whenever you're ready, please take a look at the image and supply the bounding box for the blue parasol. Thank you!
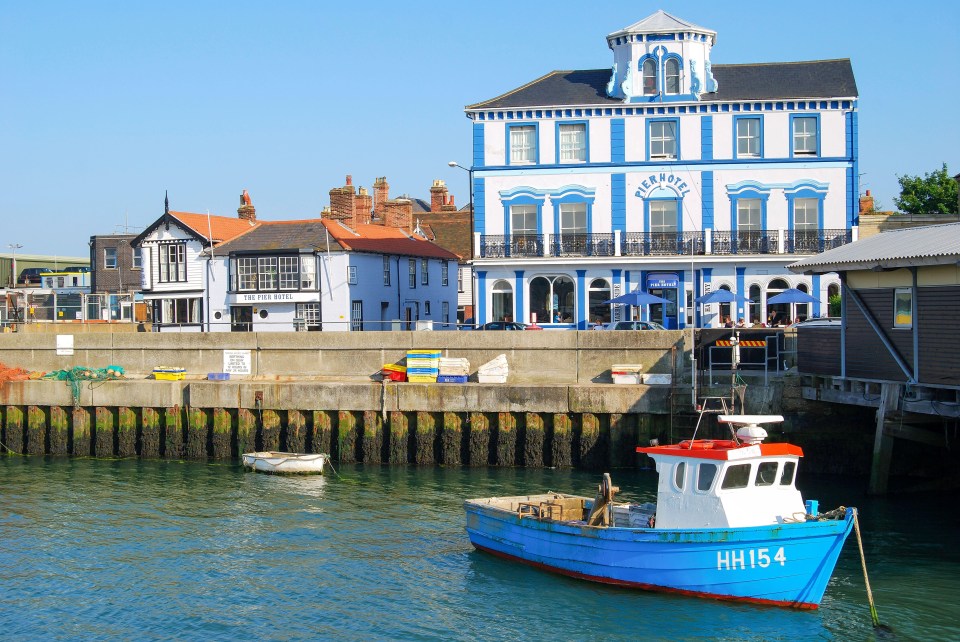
[766,288,819,304]
[602,289,670,306]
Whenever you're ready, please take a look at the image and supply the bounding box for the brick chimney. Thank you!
[238,189,256,221]
[429,179,449,213]
[859,189,874,215]
[383,198,414,231]
[355,187,373,226]
[328,175,356,223]
[373,177,389,218]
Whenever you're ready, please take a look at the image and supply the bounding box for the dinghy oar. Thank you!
[853,509,890,632]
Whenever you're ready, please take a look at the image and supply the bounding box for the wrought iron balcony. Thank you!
[786,228,852,254]
[480,234,544,258]
[551,233,616,257]
[622,231,705,256]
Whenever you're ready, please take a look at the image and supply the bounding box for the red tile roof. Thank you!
[322,220,460,260]
[169,211,259,245]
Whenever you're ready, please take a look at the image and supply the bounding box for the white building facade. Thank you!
[465,11,857,329]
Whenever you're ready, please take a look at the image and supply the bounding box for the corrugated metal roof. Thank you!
[789,222,960,273]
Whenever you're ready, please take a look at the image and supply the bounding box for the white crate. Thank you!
[643,374,673,385]
[477,374,508,384]
[612,373,642,384]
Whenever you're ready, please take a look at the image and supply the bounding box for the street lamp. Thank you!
[8,243,22,287]
[448,161,476,325]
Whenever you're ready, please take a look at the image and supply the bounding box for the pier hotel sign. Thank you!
[635,172,692,199]
[230,292,317,303]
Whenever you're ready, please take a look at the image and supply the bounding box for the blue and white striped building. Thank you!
[464,10,858,329]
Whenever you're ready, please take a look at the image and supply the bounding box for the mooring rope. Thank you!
[853,508,887,630]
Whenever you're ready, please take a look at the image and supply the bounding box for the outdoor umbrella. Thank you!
[602,289,670,306]
[766,288,819,304]
[695,289,741,305]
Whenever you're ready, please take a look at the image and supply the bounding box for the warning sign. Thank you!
[223,350,251,375]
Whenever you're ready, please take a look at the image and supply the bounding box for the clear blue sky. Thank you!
[2,0,957,257]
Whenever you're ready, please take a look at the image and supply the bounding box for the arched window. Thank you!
[827,282,840,317]
[642,59,657,95]
[492,280,514,322]
[665,59,680,94]
[588,278,612,324]
[718,284,732,324]
[530,275,575,324]
[766,279,790,326]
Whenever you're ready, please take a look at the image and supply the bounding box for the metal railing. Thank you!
[786,228,851,253]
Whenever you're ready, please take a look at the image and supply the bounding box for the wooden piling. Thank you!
[237,409,256,456]
[312,411,332,455]
[212,408,232,459]
[440,412,462,466]
[336,410,357,463]
[286,410,307,454]
[95,407,114,458]
[187,407,208,460]
[580,413,603,469]
[118,407,137,458]
[361,411,383,464]
[495,412,517,466]
[71,407,90,456]
[164,406,184,459]
[608,413,637,468]
[27,406,47,456]
[140,407,160,459]
[467,412,490,466]
[7,406,24,454]
[523,412,544,468]
[388,410,408,464]
[414,411,436,465]
[552,413,573,468]
[261,410,280,453]
[49,406,69,456]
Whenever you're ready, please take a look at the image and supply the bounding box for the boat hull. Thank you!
[464,498,854,608]
[241,452,328,475]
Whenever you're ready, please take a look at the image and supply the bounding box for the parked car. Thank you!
[63,266,91,273]
[17,267,52,286]
[475,321,528,331]
[602,320,667,331]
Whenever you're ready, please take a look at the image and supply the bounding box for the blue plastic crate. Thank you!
[437,374,468,383]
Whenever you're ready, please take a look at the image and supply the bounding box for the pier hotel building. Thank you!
[464,10,859,329]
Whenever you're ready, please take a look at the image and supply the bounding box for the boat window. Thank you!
[721,464,751,490]
[697,463,718,491]
[674,461,686,490]
[755,462,778,487]
[780,461,796,486]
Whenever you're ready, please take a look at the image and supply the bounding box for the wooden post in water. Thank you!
[312,410,333,455]
[164,406,184,459]
[336,410,357,463]
[71,407,90,456]
[187,407,208,460]
[118,407,137,458]
[95,407,115,458]
[212,408,232,459]
[27,406,47,456]
[467,412,489,466]
[608,413,636,468]
[495,412,516,466]
[141,408,160,458]
[580,413,603,469]
[49,406,68,456]
[523,412,544,468]
[286,410,307,454]
[869,383,899,495]
[237,409,257,456]
[388,410,408,464]
[552,414,573,468]
[414,411,436,465]
[361,410,383,464]
[261,410,280,453]
[440,412,462,466]
[9,406,25,453]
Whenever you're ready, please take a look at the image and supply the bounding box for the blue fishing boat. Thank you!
[464,415,855,609]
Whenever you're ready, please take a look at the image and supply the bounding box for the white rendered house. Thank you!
[464,10,855,329]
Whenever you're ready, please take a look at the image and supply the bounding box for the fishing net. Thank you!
[42,365,125,407]
[0,362,35,387]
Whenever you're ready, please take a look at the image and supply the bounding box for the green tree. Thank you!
[894,163,959,216]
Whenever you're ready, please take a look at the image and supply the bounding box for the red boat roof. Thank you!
[636,440,803,461]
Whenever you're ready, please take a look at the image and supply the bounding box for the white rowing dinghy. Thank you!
[241,452,329,475]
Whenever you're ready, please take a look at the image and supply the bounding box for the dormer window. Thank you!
[642,59,657,95]
[665,58,680,94]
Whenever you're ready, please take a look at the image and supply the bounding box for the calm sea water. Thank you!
[1,457,957,641]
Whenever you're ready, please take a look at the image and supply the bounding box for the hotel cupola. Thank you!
[605,9,718,103]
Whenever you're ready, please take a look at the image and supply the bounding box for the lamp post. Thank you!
[448,161,476,325]
[8,243,22,287]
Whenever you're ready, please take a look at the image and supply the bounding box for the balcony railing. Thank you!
[478,228,854,259]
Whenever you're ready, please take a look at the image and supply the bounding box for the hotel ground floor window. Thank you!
[766,278,790,326]
[492,280,514,322]
[152,298,202,325]
[718,285,732,323]
[588,278,611,324]
[748,285,762,325]
[351,300,363,331]
[295,303,321,331]
[530,275,575,324]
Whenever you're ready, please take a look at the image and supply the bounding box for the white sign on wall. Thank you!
[223,349,252,375]
[56,334,74,356]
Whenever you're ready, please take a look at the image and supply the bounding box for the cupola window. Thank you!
[642,59,657,95]
[664,59,680,94]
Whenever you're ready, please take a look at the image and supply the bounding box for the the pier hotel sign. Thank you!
[231,292,317,303]
[635,172,691,198]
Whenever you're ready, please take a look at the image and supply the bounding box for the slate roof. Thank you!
[322,220,460,260]
[466,59,857,110]
[210,219,338,254]
[789,222,960,273]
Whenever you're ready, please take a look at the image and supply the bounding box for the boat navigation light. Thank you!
[736,424,768,445]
